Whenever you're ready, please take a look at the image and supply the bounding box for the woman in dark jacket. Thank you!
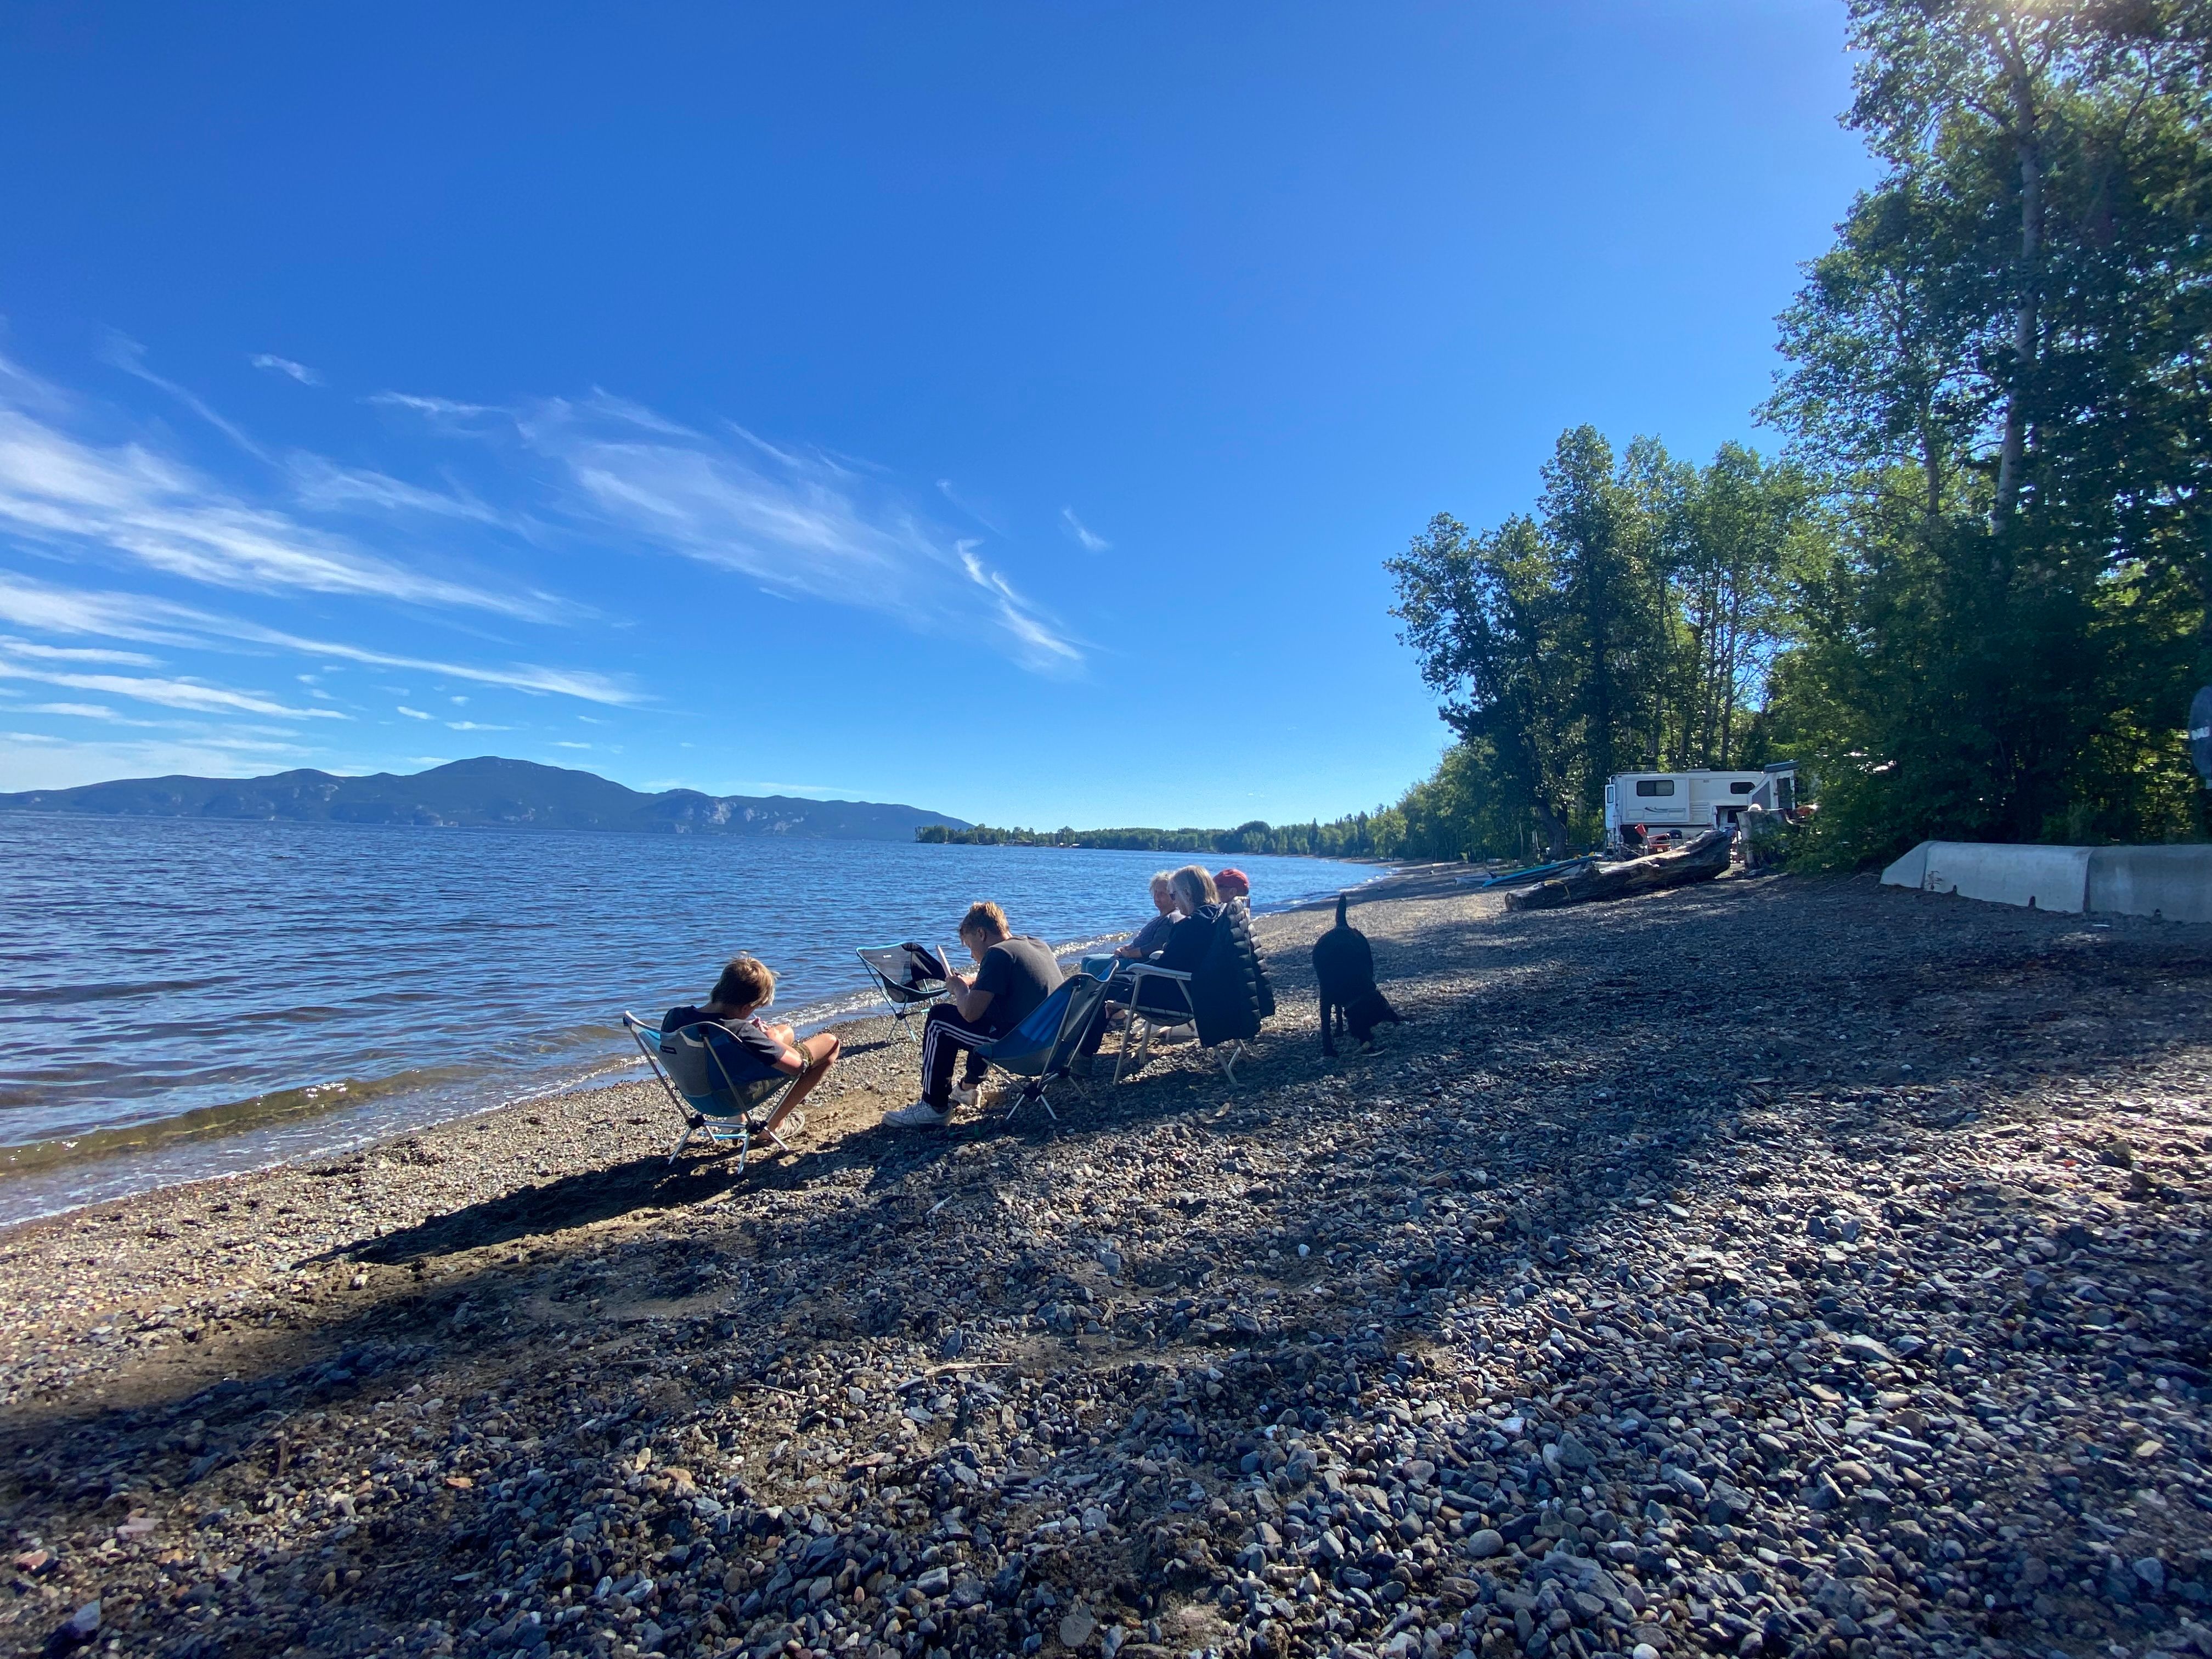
[1074,865,1222,1072]
[1152,866,1224,972]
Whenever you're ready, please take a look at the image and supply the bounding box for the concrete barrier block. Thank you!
[2087,845,2212,925]
[1880,843,1931,889]
[1914,842,2092,913]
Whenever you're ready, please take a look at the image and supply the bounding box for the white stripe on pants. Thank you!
[919,1005,997,1104]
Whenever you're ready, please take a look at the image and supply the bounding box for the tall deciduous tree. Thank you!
[1389,433,1805,859]
[1762,0,2212,855]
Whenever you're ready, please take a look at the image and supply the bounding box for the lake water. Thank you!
[0,815,1373,1222]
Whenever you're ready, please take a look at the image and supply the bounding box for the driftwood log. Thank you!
[1504,826,1734,911]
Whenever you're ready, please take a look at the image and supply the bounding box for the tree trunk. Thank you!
[1717,583,1746,767]
[1994,59,2044,527]
[1532,798,1570,862]
[1504,826,1734,911]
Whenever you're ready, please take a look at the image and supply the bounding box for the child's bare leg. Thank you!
[765,1031,839,1130]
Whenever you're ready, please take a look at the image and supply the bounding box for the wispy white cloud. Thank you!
[242,629,642,705]
[958,542,1084,669]
[0,353,556,619]
[376,390,1084,673]
[0,571,640,706]
[397,706,431,719]
[0,635,160,666]
[447,720,512,731]
[935,478,1006,535]
[103,334,271,461]
[1061,507,1111,552]
[24,701,116,719]
[287,455,505,524]
[0,573,227,649]
[366,391,495,432]
[250,353,320,386]
[0,651,349,720]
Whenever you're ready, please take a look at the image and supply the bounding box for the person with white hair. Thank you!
[1114,870,1183,960]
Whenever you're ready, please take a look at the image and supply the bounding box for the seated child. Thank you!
[663,955,839,1138]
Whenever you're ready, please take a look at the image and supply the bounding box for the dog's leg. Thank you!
[1320,997,1338,1057]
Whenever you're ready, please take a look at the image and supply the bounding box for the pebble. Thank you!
[0,871,2207,1659]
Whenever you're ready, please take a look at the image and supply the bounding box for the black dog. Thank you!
[1312,893,1403,1056]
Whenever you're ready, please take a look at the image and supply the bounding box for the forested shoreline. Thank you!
[913,819,1397,856]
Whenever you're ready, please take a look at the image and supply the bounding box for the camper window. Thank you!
[1634,779,1675,797]
[1730,781,1755,794]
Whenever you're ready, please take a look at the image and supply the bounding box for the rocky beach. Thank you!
[1,868,2207,1659]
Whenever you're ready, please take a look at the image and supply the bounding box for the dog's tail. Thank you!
[1335,893,1348,927]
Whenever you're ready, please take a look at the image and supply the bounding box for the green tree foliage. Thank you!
[1388,431,1813,859]
[915,814,1407,856]
[1760,0,2212,859]
[1383,1,2211,867]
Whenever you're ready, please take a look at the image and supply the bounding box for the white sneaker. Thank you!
[883,1101,952,1130]
[949,1081,980,1108]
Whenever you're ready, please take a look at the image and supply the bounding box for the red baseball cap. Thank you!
[1215,868,1251,898]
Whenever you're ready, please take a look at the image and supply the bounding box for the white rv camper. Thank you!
[1604,761,1800,849]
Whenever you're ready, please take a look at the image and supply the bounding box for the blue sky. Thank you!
[0,2,1874,826]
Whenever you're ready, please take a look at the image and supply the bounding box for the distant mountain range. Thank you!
[0,757,970,841]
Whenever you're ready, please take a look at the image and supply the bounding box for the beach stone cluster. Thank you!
[0,871,2205,1659]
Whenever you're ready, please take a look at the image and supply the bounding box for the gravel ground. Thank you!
[1,868,2209,1659]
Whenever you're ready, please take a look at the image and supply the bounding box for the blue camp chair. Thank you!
[622,1011,798,1169]
[966,968,1111,1127]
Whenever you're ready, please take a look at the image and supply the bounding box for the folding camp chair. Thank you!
[1111,963,1248,1084]
[966,969,1112,1128]
[622,1011,798,1169]
[854,944,953,1044]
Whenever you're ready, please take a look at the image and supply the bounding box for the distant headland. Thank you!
[0,756,969,842]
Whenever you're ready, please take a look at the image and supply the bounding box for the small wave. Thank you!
[0,1064,483,1173]
[0,977,232,1008]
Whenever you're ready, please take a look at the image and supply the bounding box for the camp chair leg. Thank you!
[1113,1010,1158,1084]
[668,1113,704,1165]
[999,1079,1058,1128]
